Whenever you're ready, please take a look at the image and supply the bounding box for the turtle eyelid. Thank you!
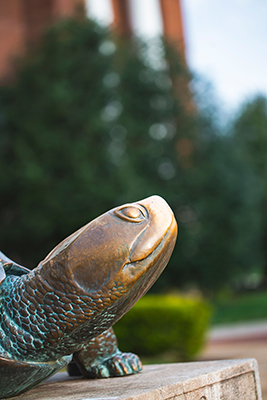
[114,204,148,223]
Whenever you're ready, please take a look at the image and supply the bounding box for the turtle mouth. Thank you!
[122,215,177,278]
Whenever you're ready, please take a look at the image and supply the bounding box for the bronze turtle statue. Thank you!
[0,195,177,398]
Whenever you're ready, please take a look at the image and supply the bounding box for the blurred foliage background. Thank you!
[0,17,266,298]
[114,294,211,361]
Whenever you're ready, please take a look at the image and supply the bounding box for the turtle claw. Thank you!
[87,364,110,378]
[104,352,142,377]
[86,352,142,378]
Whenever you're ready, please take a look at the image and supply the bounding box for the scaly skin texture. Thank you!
[0,196,178,397]
[0,264,127,362]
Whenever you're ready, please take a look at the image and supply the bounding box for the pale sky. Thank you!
[86,0,267,113]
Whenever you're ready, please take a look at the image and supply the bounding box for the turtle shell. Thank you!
[0,250,30,286]
[0,264,5,285]
[2,262,30,277]
[0,262,30,287]
[0,252,71,398]
[0,354,71,398]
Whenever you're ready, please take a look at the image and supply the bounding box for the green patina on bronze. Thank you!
[0,196,177,398]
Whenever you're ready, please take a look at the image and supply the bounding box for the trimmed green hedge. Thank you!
[114,295,211,361]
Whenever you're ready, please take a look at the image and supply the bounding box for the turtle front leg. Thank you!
[67,327,142,378]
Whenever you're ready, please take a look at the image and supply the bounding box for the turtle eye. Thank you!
[114,205,147,223]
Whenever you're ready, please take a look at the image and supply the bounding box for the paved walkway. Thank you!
[209,320,267,342]
[199,320,267,399]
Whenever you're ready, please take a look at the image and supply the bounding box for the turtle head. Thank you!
[0,196,177,360]
[40,196,177,312]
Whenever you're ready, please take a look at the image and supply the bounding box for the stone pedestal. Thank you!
[9,359,262,400]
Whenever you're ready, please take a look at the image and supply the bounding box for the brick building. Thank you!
[111,0,185,59]
[0,0,84,80]
[0,0,185,81]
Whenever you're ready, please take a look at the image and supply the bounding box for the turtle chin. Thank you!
[117,216,177,312]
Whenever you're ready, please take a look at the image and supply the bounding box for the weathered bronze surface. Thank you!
[0,195,177,398]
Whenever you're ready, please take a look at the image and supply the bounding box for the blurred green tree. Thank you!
[0,18,261,292]
[0,19,190,267]
[231,95,267,285]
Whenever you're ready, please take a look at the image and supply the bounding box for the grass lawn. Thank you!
[212,290,267,325]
